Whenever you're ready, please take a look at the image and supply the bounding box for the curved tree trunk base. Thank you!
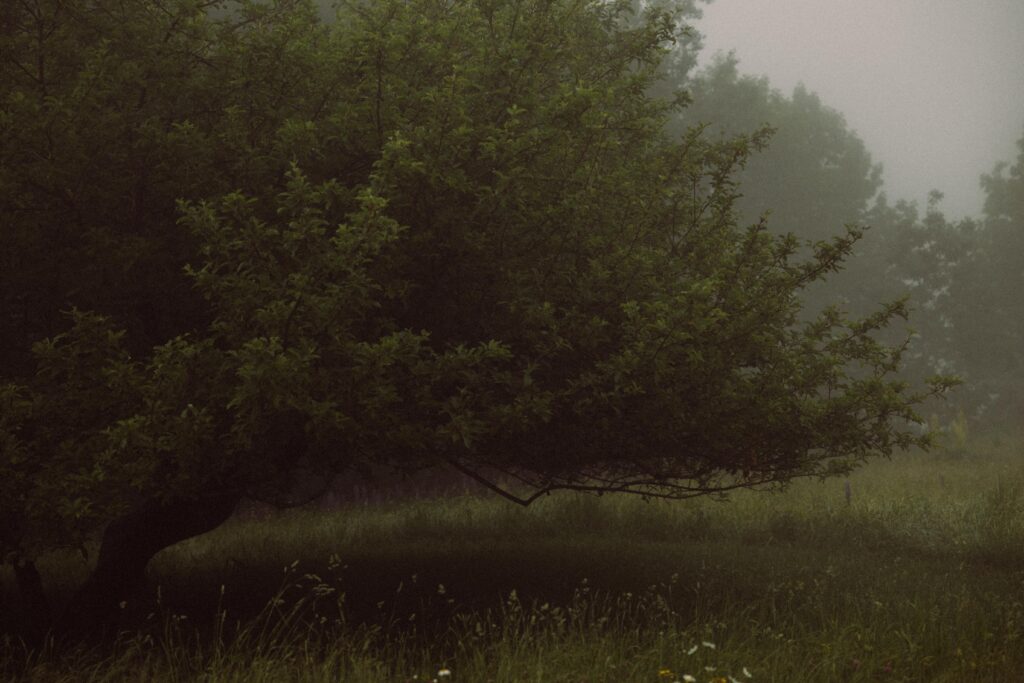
[7,557,51,650]
[55,491,240,643]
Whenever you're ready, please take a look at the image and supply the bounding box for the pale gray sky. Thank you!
[694,0,1024,219]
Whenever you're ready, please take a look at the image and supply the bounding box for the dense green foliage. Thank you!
[0,0,954,639]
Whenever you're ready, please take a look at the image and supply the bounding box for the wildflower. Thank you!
[702,641,716,649]
[658,668,675,679]
[710,677,728,683]
[682,676,696,683]
[686,645,699,655]
[743,667,753,678]
[437,668,452,678]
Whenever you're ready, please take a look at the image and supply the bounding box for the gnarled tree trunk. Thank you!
[55,490,240,642]
[8,557,50,649]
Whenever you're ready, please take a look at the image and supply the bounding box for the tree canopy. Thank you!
[1,0,950,639]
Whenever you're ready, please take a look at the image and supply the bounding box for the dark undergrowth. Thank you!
[2,443,1023,681]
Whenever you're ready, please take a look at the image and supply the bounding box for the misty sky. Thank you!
[694,0,1024,219]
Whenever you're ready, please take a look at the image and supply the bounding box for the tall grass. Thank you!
[4,441,1023,681]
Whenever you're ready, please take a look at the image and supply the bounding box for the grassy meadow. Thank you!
[3,437,1024,682]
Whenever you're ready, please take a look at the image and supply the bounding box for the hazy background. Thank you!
[695,0,1024,219]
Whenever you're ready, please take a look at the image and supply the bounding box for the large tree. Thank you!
[1,0,949,642]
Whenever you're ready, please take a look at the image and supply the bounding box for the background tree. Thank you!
[660,51,901,333]
[663,48,1022,430]
[870,133,1024,427]
[1,0,948,642]
[970,132,1024,422]
[673,53,883,245]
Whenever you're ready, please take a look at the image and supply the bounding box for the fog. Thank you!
[695,0,1024,219]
